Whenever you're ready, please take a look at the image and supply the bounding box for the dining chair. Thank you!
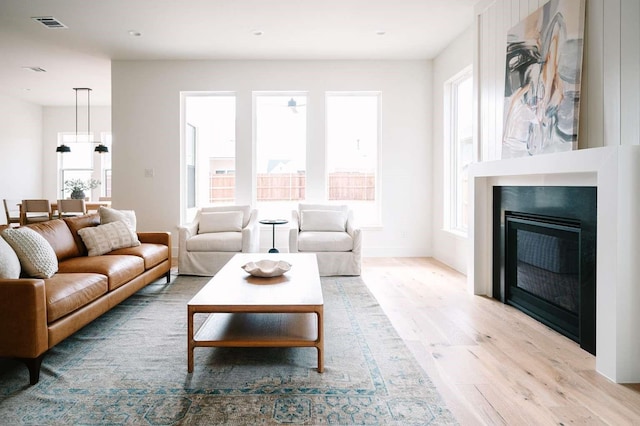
[57,199,87,218]
[20,199,52,225]
[3,199,21,227]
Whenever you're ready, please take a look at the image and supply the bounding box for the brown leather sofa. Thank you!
[0,214,171,385]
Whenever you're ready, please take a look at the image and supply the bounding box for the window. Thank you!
[255,93,307,217]
[58,131,112,200]
[186,123,196,208]
[184,94,236,217]
[445,67,473,234]
[326,93,380,225]
[58,132,94,199]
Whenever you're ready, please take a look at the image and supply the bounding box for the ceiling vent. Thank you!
[22,66,47,72]
[31,16,68,29]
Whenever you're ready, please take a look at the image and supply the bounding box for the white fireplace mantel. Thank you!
[469,145,640,383]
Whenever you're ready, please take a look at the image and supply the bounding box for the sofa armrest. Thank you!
[178,220,198,255]
[346,211,362,254]
[242,209,260,252]
[138,232,171,247]
[289,210,300,253]
[0,279,49,358]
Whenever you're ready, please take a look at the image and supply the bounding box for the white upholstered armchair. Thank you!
[178,205,259,276]
[289,203,362,276]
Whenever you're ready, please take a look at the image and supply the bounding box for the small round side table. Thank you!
[259,219,289,253]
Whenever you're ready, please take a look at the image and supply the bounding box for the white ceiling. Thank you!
[0,0,478,106]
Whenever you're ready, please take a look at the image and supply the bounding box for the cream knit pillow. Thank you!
[0,234,21,279]
[1,227,58,279]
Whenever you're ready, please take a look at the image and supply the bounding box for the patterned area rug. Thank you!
[0,275,456,425]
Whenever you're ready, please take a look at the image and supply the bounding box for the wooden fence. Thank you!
[209,172,375,202]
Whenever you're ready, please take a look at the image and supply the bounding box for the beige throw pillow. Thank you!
[99,206,137,232]
[78,220,141,256]
[1,227,58,279]
[300,210,347,232]
[0,234,21,279]
[198,211,243,234]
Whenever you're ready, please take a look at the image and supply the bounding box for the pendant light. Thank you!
[56,87,80,153]
[87,88,109,153]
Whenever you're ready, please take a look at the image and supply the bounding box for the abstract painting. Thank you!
[502,0,585,158]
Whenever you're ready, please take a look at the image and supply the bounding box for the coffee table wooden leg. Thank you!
[187,308,194,373]
[317,308,324,373]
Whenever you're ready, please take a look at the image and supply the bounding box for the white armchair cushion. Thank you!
[201,205,251,228]
[300,210,347,232]
[186,232,243,252]
[198,211,243,234]
[298,231,353,252]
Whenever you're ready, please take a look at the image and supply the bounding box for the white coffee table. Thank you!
[187,253,324,373]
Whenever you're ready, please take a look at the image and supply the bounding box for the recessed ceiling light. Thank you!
[252,30,264,36]
[375,30,386,36]
[128,30,142,37]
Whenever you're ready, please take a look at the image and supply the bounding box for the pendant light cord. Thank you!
[75,88,79,143]
[87,88,91,139]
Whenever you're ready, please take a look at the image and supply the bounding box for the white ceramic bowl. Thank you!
[241,259,292,277]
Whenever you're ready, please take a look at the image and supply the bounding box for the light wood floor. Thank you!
[361,257,640,425]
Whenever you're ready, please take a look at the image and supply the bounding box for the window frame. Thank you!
[444,66,473,236]
[181,92,237,224]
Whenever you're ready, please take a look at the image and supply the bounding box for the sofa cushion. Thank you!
[298,231,353,252]
[0,234,20,279]
[63,214,100,256]
[108,243,169,269]
[58,255,145,291]
[1,227,58,278]
[44,273,108,323]
[26,218,80,261]
[77,221,141,256]
[186,232,242,252]
[300,210,347,232]
[99,206,137,232]
[198,211,243,234]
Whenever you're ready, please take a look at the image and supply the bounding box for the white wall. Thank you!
[0,94,43,224]
[41,105,112,201]
[431,26,475,274]
[112,60,433,257]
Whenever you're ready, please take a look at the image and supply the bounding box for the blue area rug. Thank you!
[0,275,456,425]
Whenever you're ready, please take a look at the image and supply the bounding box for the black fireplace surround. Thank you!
[493,186,597,355]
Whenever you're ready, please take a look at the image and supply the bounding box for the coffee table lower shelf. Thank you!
[188,312,323,372]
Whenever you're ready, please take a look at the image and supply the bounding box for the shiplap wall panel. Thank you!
[489,6,497,160]
[621,0,640,146]
[603,0,621,147]
[476,0,640,161]
[511,0,519,24]
[585,0,604,149]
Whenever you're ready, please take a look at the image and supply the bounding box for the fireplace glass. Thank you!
[505,213,581,341]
